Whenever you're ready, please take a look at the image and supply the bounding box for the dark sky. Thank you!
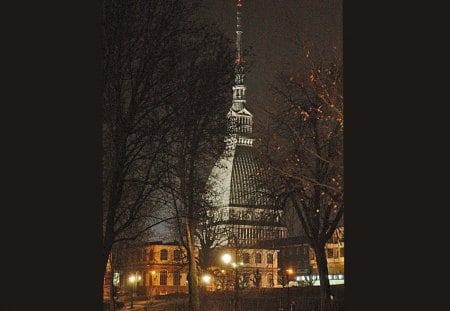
[200,0,342,118]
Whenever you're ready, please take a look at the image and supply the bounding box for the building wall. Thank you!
[310,227,344,275]
[117,243,191,296]
[207,247,279,289]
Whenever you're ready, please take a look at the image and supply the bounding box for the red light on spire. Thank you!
[237,3,242,7]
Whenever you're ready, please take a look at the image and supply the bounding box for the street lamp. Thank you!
[286,268,294,309]
[222,253,232,265]
[201,273,211,293]
[202,274,211,285]
[128,272,141,309]
[149,271,155,303]
[222,253,242,311]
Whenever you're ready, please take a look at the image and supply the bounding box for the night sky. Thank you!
[155,0,343,240]
[200,0,342,119]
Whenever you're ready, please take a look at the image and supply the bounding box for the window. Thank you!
[160,249,168,261]
[255,253,262,264]
[339,247,344,257]
[173,249,181,261]
[267,273,274,287]
[327,248,334,258]
[243,253,250,264]
[173,271,181,286]
[160,270,167,285]
[148,250,154,261]
[334,249,339,258]
[267,253,273,264]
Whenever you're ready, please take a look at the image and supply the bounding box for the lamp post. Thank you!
[286,268,293,309]
[201,274,211,293]
[128,272,141,309]
[149,270,155,303]
[222,253,242,311]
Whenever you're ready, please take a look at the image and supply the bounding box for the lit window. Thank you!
[243,253,250,264]
[160,270,167,285]
[327,248,333,258]
[255,253,262,264]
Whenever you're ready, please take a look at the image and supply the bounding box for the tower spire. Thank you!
[231,0,247,112]
[227,0,253,146]
[236,0,243,64]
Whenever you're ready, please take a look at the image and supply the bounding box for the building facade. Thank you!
[115,241,192,297]
[310,226,345,276]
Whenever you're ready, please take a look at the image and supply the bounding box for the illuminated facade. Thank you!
[310,227,345,275]
[203,0,286,289]
[206,247,280,290]
[115,241,193,297]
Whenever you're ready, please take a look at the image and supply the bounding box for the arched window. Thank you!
[255,253,262,264]
[267,253,273,264]
[243,252,250,264]
[160,270,167,285]
[160,249,168,261]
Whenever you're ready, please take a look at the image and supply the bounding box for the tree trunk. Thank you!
[100,249,110,310]
[315,245,332,311]
[186,219,200,311]
[109,254,116,311]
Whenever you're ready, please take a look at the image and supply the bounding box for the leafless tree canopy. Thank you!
[101,1,233,308]
[257,56,343,311]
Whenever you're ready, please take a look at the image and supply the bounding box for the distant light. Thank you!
[222,254,232,264]
[202,274,211,284]
[151,271,156,275]
[232,262,237,268]
[129,275,136,283]
[237,3,242,7]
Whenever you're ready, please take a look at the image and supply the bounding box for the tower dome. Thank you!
[205,0,287,247]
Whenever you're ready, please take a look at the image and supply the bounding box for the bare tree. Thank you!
[101,0,203,307]
[258,56,343,311]
[164,27,234,310]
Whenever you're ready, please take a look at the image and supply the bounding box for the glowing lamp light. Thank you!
[222,254,232,264]
[232,262,237,268]
[202,274,211,284]
[129,275,136,283]
[151,270,156,275]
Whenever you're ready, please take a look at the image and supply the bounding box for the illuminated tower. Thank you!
[206,0,287,248]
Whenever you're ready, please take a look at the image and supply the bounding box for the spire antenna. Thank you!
[236,0,243,63]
